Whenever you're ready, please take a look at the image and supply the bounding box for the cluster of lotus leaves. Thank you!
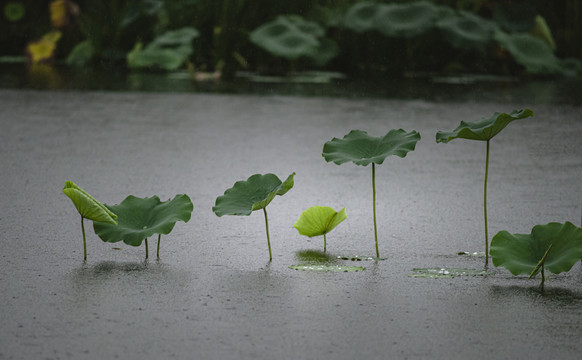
[213,173,295,217]
[127,27,199,71]
[322,129,421,166]
[250,15,337,65]
[294,206,347,238]
[490,222,582,277]
[93,194,193,247]
[493,30,562,74]
[62,181,117,224]
[435,108,533,143]
[436,10,499,51]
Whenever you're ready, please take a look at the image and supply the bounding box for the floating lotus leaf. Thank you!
[436,10,498,51]
[289,265,365,272]
[294,206,347,238]
[408,267,495,278]
[63,181,117,224]
[374,1,440,38]
[322,129,421,166]
[490,222,582,277]
[343,1,381,33]
[93,194,193,247]
[435,108,533,143]
[494,30,561,74]
[213,173,295,217]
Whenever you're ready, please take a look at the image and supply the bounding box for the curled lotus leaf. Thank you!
[93,194,193,247]
[494,30,561,74]
[490,222,582,276]
[213,173,295,217]
[435,108,533,143]
[322,129,421,166]
[294,206,347,238]
[62,181,117,224]
[374,1,440,38]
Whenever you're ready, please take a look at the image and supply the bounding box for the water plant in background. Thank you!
[213,173,295,261]
[62,181,117,260]
[293,206,347,253]
[490,222,582,291]
[436,109,534,267]
[93,194,193,259]
[322,129,420,258]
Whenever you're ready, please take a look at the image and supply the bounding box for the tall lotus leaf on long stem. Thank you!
[322,129,420,258]
[490,222,582,291]
[213,173,295,261]
[62,181,117,260]
[294,206,347,253]
[93,194,193,259]
[436,108,534,267]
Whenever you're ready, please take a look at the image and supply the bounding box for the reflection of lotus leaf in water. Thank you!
[374,1,440,38]
[494,30,562,74]
[437,10,498,51]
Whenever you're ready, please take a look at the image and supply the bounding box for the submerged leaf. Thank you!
[213,173,295,216]
[490,222,582,276]
[63,181,117,224]
[322,129,421,166]
[294,206,347,237]
[93,194,193,247]
[435,108,533,143]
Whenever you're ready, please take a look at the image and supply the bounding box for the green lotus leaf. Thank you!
[343,2,381,33]
[93,194,193,247]
[435,108,533,143]
[490,222,582,277]
[374,1,440,38]
[213,173,295,217]
[63,181,117,224]
[492,1,537,33]
[437,10,499,51]
[322,129,421,166]
[294,206,347,238]
[494,30,561,74]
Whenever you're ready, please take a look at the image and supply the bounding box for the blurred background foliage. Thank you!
[1,0,581,80]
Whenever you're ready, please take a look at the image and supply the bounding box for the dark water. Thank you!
[1,63,581,105]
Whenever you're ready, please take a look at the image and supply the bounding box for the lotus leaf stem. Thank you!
[541,265,545,292]
[145,238,149,259]
[81,215,87,260]
[372,163,379,258]
[484,140,490,267]
[323,233,327,254]
[263,208,272,261]
[157,234,161,259]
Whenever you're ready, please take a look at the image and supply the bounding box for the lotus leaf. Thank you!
[374,1,440,38]
[436,10,498,51]
[93,194,193,258]
[435,108,533,143]
[289,265,365,272]
[294,206,347,253]
[213,173,295,261]
[494,30,561,74]
[490,222,582,289]
[492,1,537,33]
[343,2,381,33]
[5,2,25,22]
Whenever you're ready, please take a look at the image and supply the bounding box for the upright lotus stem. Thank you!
[484,140,490,267]
[263,208,272,261]
[372,163,379,258]
[157,234,161,259]
[323,233,327,254]
[81,215,87,260]
[145,238,149,259]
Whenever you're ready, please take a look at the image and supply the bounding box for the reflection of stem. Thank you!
[484,140,490,267]
[323,233,327,254]
[81,216,87,260]
[145,238,149,259]
[157,234,161,259]
[541,265,545,292]
[372,163,379,258]
[263,208,272,261]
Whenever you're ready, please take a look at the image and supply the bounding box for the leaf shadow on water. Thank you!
[291,249,366,272]
[489,284,582,305]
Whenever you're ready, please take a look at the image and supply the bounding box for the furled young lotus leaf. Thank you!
[490,222,582,277]
[374,1,440,38]
[93,194,193,248]
[323,129,421,166]
[213,173,295,217]
[435,108,533,143]
[294,206,347,238]
[63,181,117,224]
[437,10,498,51]
[343,1,381,33]
[494,30,561,74]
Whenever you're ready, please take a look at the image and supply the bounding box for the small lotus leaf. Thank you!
[93,194,193,247]
[343,2,381,33]
[490,222,582,276]
[374,1,440,38]
[437,10,498,51]
[294,206,347,238]
[322,129,421,166]
[213,173,295,217]
[63,181,117,224]
[494,30,561,74]
[435,108,533,143]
